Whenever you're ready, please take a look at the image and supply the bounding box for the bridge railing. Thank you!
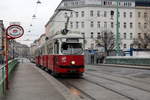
[0,59,19,96]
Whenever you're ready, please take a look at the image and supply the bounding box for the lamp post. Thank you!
[115,0,120,56]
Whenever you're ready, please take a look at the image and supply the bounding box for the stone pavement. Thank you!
[1,61,66,100]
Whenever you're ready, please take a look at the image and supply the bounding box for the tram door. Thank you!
[53,40,59,71]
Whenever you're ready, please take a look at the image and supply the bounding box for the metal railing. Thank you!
[0,59,18,96]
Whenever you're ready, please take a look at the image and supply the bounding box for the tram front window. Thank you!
[61,42,83,55]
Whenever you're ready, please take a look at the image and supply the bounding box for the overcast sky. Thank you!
[0,0,62,46]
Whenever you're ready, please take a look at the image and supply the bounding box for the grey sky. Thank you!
[0,0,62,46]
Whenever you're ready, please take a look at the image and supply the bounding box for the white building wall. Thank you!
[45,0,147,51]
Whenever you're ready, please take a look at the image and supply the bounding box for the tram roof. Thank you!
[53,32,83,39]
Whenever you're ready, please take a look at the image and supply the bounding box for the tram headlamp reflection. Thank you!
[71,61,75,65]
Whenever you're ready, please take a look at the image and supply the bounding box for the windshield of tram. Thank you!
[61,42,83,55]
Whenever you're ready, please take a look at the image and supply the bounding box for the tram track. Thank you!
[59,79,97,100]
[85,72,150,93]
[59,77,133,100]
[86,66,150,85]
[83,72,150,100]
[80,77,135,100]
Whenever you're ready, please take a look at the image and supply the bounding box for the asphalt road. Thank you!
[58,64,150,100]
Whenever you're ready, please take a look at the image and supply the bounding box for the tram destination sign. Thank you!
[6,25,24,39]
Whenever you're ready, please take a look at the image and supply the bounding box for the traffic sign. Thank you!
[6,25,24,39]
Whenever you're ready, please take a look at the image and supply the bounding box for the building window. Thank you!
[90,10,94,17]
[70,12,73,17]
[97,11,100,17]
[97,21,100,28]
[138,22,141,28]
[76,12,78,17]
[144,12,148,18]
[130,22,133,28]
[111,22,114,28]
[124,44,127,48]
[82,33,85,37]
[118,22,120,28]
[91,32,94,38]
[76,21,79,28]
[138,12,141,18]
[144,23,147,29]
[130,33,133,39]
[81,11,84,17]
[124,22,127,28]
[124,33,127,39]
[90,21,94,28]
[97,32,101,39]
[70,22,73,28]
[138,33,141,38]
[104,11,107,17]
[81,22,84,28]
[130,12,132,18]
[124,12,126,18]
[104,22,107,28]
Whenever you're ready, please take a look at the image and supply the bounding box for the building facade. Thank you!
[45,0,150,51]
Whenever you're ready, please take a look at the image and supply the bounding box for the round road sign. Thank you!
[6,25,24,39]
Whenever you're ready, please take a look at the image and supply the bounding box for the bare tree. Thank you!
[95,30,115,56]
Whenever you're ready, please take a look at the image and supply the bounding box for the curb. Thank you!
[33,65,83,100]
[89,64,150,70]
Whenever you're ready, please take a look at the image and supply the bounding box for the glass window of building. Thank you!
[104,22,107,28]
[76,21,79,28]
[97,21,100,28]
[70,12,73,17]
[124,44,127,48]
[90,21,94,28]
[118,22,120,28]
[138,12,141,18]
[124,22,127,28]
[91,32,94,38]
[144,23,147,29]
[76,12,78,17]
[90,10,94,17]
[138,33,141,38]
[70,22,73,28]
[130,22,133,28]
[124,12,126,18]
[82,33,85,37]
[81,11,84,17]
[130,33,133,39]
[104,11,107,17]
[111,22,114,28]
[144,12,148,18]
[81,22,84,28]
[138,22,141,28]
[124,33,127,39]
[97,32,101,39]
[130,12,132,18]
[97,11,100,17]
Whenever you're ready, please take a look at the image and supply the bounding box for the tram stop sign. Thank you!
[6,25,24,39]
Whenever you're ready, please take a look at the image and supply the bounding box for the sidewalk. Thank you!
[2,62,66,100]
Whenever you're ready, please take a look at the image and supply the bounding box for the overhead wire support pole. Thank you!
[116,0,120,56]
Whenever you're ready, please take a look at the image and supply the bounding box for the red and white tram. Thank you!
[35,31,85,76]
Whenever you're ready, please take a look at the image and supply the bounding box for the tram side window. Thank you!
[47,43,53,54]
[54,40,59,54]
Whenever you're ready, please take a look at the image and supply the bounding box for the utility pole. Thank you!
[116,0,120,56]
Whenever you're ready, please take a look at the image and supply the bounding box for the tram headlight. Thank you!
[71,61,75,65]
